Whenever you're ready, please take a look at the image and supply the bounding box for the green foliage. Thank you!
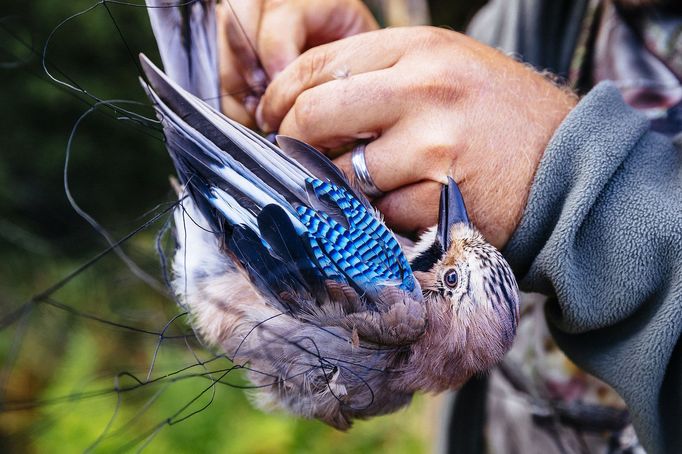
[0,250,434,453]
[1,0,172,254]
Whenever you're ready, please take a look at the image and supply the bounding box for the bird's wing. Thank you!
[141,56,425,342]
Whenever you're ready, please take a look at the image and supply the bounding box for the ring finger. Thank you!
[332,125,453,195]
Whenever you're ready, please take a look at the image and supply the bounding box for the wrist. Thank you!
[456,67,577,248]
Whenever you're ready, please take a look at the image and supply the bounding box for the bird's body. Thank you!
[141,0,519,429]
[174,197,418,427]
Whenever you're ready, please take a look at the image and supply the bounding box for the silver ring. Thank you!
[351,143,384,198]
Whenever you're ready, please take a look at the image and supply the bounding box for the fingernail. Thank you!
[356,131,378,140]
[255,102,271,133]
[250,68,267,89]
[244,95,259,115]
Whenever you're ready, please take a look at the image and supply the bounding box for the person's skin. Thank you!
[218,1,577,249]
[216,0,377,127]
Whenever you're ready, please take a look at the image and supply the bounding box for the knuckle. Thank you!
[420,131,460,171]
[292,91,318,133]
[424,142,454,163]
[425,26,452,44]
[396,68,461,105]
[423,80,460,104]
[297,48,330,85]
[425,26,457,48]
[401,26,448,53]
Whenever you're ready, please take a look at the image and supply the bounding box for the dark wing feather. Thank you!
[257,205,329,303]
[163,123,261,229]
[227,226,296,313]
[140,55,306,208]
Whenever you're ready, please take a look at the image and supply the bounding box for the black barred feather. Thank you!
[227,226,290,305]
[140,53,420,302]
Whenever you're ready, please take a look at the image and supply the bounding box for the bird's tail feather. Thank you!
[145,0,220,110]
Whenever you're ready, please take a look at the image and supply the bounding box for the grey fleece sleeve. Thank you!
[504,81,682,454]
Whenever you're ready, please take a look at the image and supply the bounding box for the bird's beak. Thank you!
[437,177,470,251]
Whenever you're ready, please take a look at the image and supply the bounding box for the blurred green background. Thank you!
[0,1,483,452]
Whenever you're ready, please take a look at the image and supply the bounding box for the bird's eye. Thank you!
[443,269,459,288]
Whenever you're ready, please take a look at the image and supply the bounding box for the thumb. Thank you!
[257,5,306,78]
[223,0,267,95]
[257,0,379,79]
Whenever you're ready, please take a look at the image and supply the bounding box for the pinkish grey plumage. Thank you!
[173,196,519,429]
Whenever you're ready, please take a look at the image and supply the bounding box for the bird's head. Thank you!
[398,178,520,392]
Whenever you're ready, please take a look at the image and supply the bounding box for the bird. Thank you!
[140,0,519,429]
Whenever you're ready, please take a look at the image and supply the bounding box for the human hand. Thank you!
[256,27,577,248]
[216,0,378,126]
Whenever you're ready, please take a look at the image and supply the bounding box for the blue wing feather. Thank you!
[295,179,416,295]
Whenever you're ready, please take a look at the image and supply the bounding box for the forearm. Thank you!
[504,81,682,453]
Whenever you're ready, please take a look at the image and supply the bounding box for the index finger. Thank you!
[220,0,268,96]
[256,29,407,132]
[257,0,378,78]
